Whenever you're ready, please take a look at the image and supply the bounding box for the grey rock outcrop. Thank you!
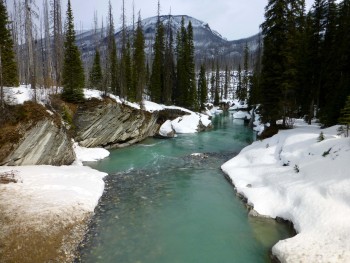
[2,120,75,166]
[74,100,160,148]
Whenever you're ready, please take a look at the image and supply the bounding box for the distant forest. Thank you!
[0,0,350,129]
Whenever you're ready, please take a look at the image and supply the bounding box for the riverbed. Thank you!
[77,113,291,263]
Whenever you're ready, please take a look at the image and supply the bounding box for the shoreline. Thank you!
[222,172,297,263]
[221,121,350,262]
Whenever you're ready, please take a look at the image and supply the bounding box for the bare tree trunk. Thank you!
[44,0,52,88]
[25,0,36,102]
[51,0,63,92]
[0,46,4,109]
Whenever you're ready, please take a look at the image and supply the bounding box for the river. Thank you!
[77,112,291,263]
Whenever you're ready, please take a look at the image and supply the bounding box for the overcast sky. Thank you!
[8,0,316,40]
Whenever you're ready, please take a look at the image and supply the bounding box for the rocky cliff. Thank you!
[0,98,209,166]
[0,103,75,166]
[74,99,160,148]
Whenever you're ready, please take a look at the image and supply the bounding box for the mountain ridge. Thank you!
[76,14,260,67]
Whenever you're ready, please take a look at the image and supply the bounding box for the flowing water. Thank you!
[77,113,291,263]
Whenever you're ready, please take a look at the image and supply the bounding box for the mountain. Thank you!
[76,15,260,68]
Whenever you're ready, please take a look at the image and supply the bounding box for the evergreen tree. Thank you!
[260,0,289,126]
[305,0,326,124]
[339,95,350,137]
[214,61,220,105]
[150,2,165,103]
[123,38,133,100]
[89,49,103,90]
[164,14,175,105]
[174,17,187,106]
[249,33,263,106]
[105,1,118,96]
[281,0,305,126]
[198,64,208,110]
[210,62,215,101]
[185,21,198,110]
[132,12,146,102]
[61,0,85,102]
[322,0,350,126]
[242,43,250,102]
[0,0,18,88]
[224,65,229,100]
[236,64,243,101]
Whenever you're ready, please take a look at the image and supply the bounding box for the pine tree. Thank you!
[322,0,350,126]
[261,0,289,126]
[319,0,339,124]
[150,2,165,103]
[0,0,18,87]
[339,95,350,137]
[185,21,198,110]
[89,49,103,90]
[249,33,262,106]
[236,64,243,101]
[124,39,133,100]
[210,62,215,101]
[214,61,220,105]
[198,64,208,110]
[223,65,229,100]
[164,14,175,105]
[132,12,146,102]
[242,43,250,102]
[174,17,187,106]
[61,0,85,102]
[107,2,118,96]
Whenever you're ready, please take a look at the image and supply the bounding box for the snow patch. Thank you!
[73,142,110,165]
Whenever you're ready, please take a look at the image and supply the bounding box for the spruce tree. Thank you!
[174,17,187,106]
[198,64,208,110]
[124,39,133,100]
[210,62,215,102]
[150,3,165,103]
[339,95,350,137]
[214,61,220,105]
[132,12,146,102]
[236,64,243,101]
[322,0,350,126]
[224,65,229,100]
[164,14,175,105]
[89,49,103,90]
[261,0,288,125]
[186,21,198,110]
[0,0,18,88]
[61,0,85,102]
[105,1,118,96]
[242,43,250,102]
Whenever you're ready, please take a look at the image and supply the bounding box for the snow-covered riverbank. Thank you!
[222,120,350,262]
[0,146,109,262]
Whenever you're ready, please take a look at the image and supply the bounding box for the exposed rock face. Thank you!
[74,100,160,148]
[2,120,75,166]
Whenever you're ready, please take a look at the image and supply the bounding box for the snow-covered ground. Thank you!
[222,120,350,262]
[143,100,212,135]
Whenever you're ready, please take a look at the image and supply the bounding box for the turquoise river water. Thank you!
[77,113,291,263]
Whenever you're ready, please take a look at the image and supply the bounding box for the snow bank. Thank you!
[232,110,251,120]
[222,121,350,262]
[73,142,110,165]
[159,120,175,137]
[228,99,248,110]
[142,100,212,134]
[172,113,211,134]
[0,165,107,213]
